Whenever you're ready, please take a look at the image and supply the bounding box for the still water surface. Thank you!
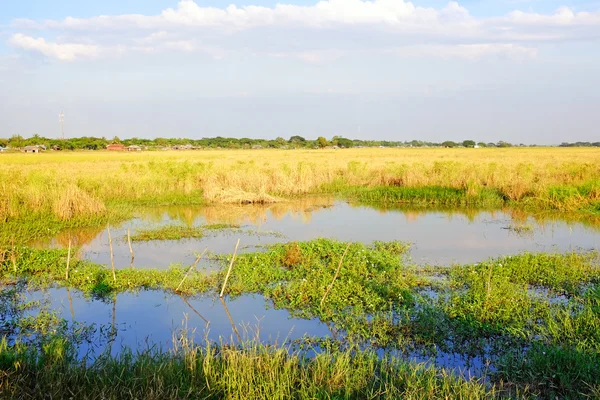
[38,198,600,268]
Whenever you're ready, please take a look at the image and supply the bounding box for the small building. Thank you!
[107,143,126,151]
[127,145,142,152]
[0,146,6,152]
[23,145,42,153]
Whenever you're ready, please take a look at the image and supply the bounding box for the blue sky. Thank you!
[1,0,600,143]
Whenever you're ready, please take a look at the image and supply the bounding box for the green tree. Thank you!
[8,134,24,148]
[289,135,306,143]
[336,138,354,148]
[442,141,457,148]
[462,140,476,148]
[317,137,328,148]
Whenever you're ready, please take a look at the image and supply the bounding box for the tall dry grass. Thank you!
[1,147,599,222]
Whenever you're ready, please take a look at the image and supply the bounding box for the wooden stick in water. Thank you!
[175,248,208,292]
[320,243,351,308]
[220,297,242,342]
[219,239,240,298]
[65,237,71,280]
[107,224,116,282]
[127,228,135,268]
[179,294,210,326]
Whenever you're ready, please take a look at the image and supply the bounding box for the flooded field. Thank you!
[6,196,600,398]
[36,197,600,269]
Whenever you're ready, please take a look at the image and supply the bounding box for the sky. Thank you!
[1,0,600,144]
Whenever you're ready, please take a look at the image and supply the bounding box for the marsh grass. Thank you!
[0,331,498,400]
[2,149,600,239]
[128,223,243,242]
[2,240,600,398]
[129,225,206,242]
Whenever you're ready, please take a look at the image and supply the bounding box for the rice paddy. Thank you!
[1,148,600,399]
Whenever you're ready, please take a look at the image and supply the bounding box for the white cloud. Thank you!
[508,7,600,25]
[9,33,99,61]
[388,43,538,60]
[6,1,600,62]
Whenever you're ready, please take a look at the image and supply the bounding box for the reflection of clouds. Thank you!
[27,289,329,355]
[33,200,600,268]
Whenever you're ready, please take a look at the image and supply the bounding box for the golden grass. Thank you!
[1,147,599,222]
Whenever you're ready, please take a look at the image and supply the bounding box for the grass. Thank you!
[2,148,600,246]
[2,240,600,398]
[129,225,207,241]
[0,332,498,400]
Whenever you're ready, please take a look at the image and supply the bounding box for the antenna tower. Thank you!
[59,111,65,140]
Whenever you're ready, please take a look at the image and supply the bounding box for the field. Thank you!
[2,147,600,243]
[1,148,600,399]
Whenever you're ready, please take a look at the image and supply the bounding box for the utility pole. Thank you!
[59,111,65,140]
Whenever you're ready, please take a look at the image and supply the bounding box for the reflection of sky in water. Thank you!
[27,287,495,377]
[26,288,330,357]
[39,200,600,268]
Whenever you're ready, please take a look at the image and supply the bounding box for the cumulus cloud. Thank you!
[6,0,600,62]
[9,34,99,61]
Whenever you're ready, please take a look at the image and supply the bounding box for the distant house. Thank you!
[0,146,5,153]
[127,145,142,152]
[107,143,126,151]
[23,145,42,153]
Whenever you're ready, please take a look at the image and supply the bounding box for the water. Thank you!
[22,199,600,377]
[37,198,600,269]
[25,287,331,357]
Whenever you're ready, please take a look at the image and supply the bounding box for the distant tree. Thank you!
[289,135,306,143]
[336,138,354,148]
[8,134,24,148]
[477,142,487,148]
[462,140,476,148]
[111,136,121,144]
[497,141,512,148]
[442,141,457,148]
[317,137,328,148]
[0,138,8,148]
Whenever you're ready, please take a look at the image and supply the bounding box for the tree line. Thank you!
[0,134,589,151]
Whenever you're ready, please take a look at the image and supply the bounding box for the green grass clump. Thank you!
[129,225,206,241]
[0,333,495,400]
[129,223,241,242]
[0,247,216,296]
[204,223,240,230]
[450,252,600,295]
[496,343,600,399]
[340,186,505,208]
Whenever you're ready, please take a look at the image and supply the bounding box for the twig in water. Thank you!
[220,239,240,298]
[320,243,351,308]
[176,248,208,292]
[127,228,135,268]
[107,224,116,282]
[65,237,71,280]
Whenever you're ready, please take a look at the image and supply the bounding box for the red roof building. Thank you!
[107,143,126,151]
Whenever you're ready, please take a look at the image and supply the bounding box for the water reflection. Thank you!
[26,288,330,357]
[35,197,600,268]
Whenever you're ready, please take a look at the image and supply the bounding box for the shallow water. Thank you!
[23,287,494,378]
[21,199,600,380]
[37,198,600,269]
[25,288,330,357]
